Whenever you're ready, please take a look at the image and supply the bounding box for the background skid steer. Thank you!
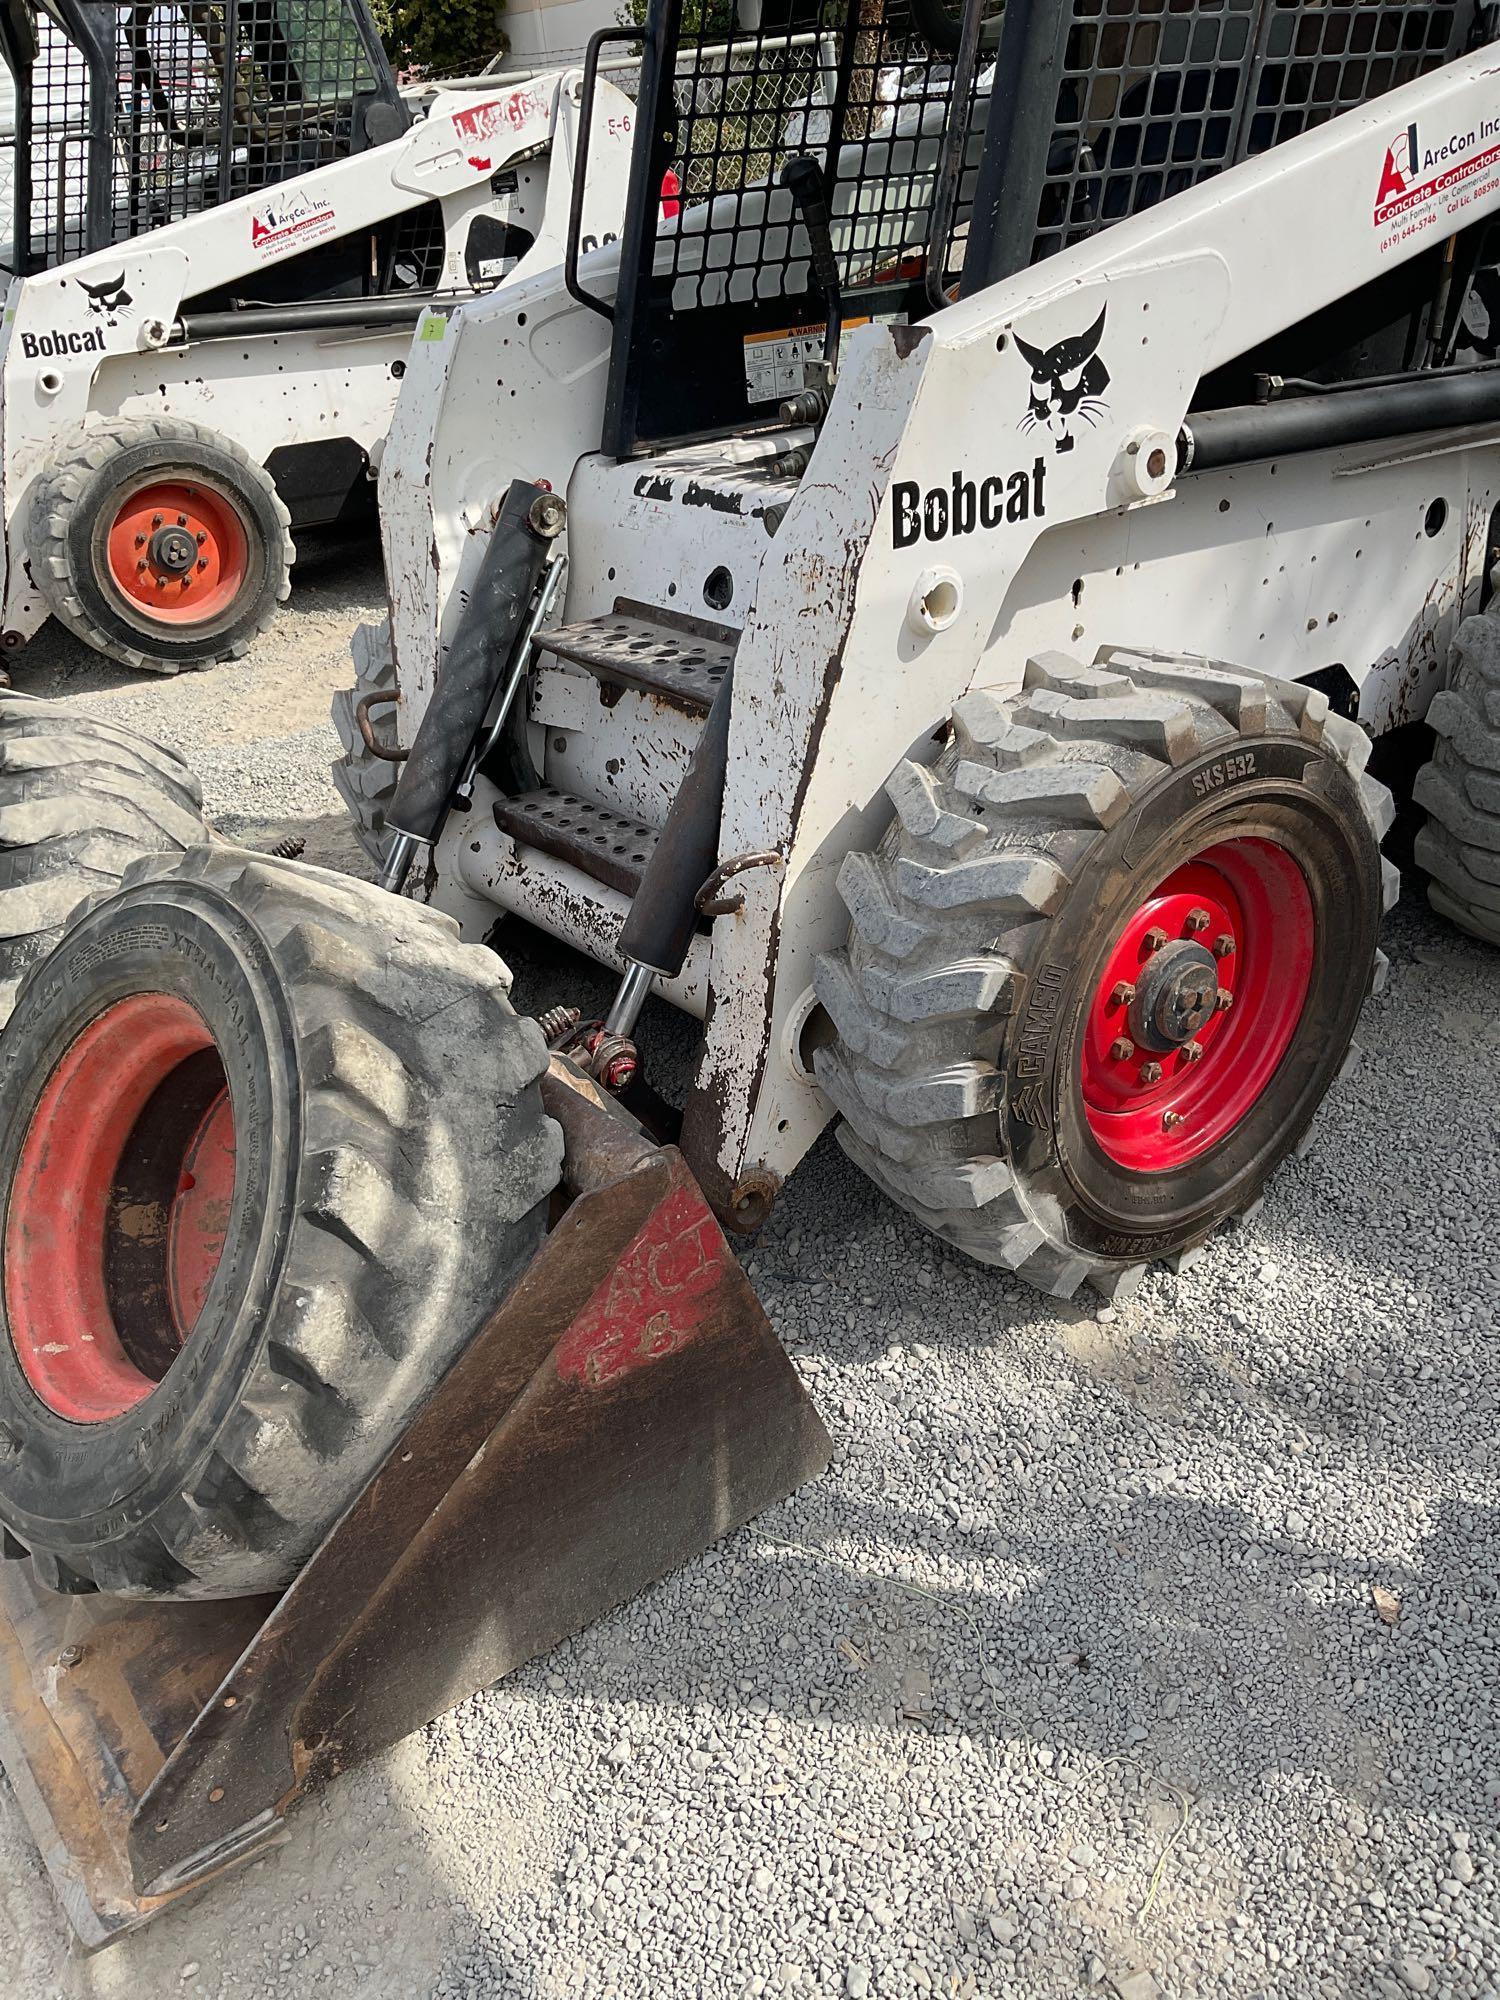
[3,0,1500,1947]
[0,0,634,672]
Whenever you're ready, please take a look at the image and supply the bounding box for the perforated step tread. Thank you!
[493,786,658,898]
[536,605,737,718]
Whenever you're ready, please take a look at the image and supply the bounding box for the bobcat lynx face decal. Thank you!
[1016,307,1110,454]
[79,272,132,322]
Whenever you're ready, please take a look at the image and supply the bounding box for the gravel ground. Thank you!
[0,555,1497,2000]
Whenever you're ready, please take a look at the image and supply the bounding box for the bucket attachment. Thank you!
[0,1065,831,1946]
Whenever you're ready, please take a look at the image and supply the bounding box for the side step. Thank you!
[493,785,659,898]
[536,601,738,719]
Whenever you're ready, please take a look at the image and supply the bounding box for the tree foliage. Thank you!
[372,0,505,77]
[620,0,735,28]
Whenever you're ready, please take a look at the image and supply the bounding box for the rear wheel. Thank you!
[0,845,561,1597]
[815,650,1396,1299]
[0,693,208,1024]
[1415,611,1500,944]
[28,417,293,673]
[331,617,401,866]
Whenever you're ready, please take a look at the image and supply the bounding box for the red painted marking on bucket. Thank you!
[555,1181,724,1388]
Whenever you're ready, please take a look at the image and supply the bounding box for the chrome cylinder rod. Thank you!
[603,959,655,1038]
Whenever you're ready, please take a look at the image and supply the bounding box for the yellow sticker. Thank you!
[419,314,447,342]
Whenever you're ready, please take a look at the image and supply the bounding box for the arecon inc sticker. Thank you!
[250,188,337,256]
[1374,113,1500,254]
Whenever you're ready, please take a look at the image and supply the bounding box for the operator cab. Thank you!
[0,0,408,278]
[580,0,1482,462]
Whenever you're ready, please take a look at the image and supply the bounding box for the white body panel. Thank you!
[375,41,1500,1202]
[0,72,637,649]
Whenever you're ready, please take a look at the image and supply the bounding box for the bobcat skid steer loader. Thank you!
[338,0,1500,1269]
[2,0,1500,1946]
[0,0,635,673]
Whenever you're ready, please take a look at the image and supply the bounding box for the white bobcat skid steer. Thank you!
[346,0,1500,1295]
[0,0,636,672]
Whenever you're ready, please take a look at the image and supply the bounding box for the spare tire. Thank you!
[0,693,208,1025]
[0,845,562,1598]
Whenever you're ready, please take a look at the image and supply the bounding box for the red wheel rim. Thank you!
[1079,837,1314,1173]
[104,479,250,625]
[4,994,236,1422]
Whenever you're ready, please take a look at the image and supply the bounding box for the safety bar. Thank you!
[564,23,645,323]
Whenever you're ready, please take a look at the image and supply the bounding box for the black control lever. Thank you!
[779,155,843,383]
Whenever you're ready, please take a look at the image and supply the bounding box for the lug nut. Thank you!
[1184,907,1210,933]
[1139,1060,1163,1084]
[134,533,145,548]
[197,558,208,570]
[1142,926,1168,953]
[151,513,163,527]
[176,514,188,527]
[1181,1040,1204,1063]
[136,559,146,571]
[1162,1110,1186,1132]
[1212,932,1235,958]
[1110,981,1136,1007]
[1215,987,1234,1012]
[1110,1037,1135,1061]
[195,530,207,546]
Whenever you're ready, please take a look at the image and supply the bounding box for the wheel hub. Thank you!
[1079,837,1315,1172]
[1128,938,1219,1053]
[3,994,235,1422]
[104,478,251,626]
[149,523,197,575]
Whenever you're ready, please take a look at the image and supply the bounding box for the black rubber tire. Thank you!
[331,617,400,866]
[0,692,208,1025]
[814,649,1398,1301]
[1414,612,1500,945]
[27,416,293,674]
[0,845,562,1598]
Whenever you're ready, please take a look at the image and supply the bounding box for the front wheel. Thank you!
[0,845,561,1597]
[815,649,1397,1299]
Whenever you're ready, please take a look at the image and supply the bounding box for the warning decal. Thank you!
[741,314,893,405]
